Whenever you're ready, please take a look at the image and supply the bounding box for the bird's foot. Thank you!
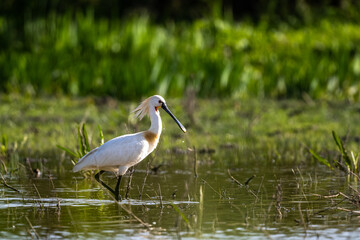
[115,193,122,201]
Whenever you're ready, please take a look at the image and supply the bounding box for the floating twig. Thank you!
[313,197,346,215]
[0,173,20,193]
[201,178,226,199]
[25,216,40,239]
[227,170,258,199]
[339,192,352,200]
[56,199,62,214]
[198,185,204,231]
[297,203,307,231]
[336,207,360,215]
[171,190,177,199]
[193,146,198,178]
[33,183,44,208]
[171,203,193,231]
[275,183,282,219]
[256,176,264,196]
[0,159,7,174]
[125,166,134,199]
[119,204,152,229]
[227,169,243,187]
[139,158,152,200]
[48,175,55,189]
[312,192,343,200]
[245,175,256,186]
[158,183,163,209]
[349,185,360,195]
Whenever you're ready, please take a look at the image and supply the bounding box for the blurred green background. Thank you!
[1,0,360,100]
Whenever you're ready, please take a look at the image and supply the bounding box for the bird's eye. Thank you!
[158,100,162,104]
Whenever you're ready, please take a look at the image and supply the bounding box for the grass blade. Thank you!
[98,124,104,145]
[1,134,7,147]
[309,149,333,170]
[351,151,359,173]
[56,145,79,158]
[82,123,90,152]
[0,134,7,155]
[78,125,84,157]
[332,131,345,155]
[170,203,193,230]
[332,131,352,168]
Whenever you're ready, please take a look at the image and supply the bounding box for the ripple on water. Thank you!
[0,197,198,209]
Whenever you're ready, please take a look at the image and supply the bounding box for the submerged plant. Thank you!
[310,131,359,175]
[57,123,104,165]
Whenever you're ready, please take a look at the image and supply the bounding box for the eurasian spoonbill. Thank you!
[73,95,187,200]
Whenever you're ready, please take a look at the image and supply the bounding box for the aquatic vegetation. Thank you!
[0,96,360,238]
[57,123,104,165]
[0,135,7,175]
[0,134,7,157]
[310,131,360,176]
[1,95,360,165]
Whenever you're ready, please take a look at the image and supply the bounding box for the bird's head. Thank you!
[149,95,166,113]
[133,95,187,133]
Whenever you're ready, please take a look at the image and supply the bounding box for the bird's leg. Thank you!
[94,170,117,197]
[114,175,122,201]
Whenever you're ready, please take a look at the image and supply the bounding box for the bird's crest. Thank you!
[132,96,151,120]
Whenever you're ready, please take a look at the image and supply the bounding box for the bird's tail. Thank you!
[72,147,98,172]
[72,163,84,172]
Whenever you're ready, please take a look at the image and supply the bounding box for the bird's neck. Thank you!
[148,109,162,136]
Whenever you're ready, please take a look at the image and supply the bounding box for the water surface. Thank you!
[1,152,359,239]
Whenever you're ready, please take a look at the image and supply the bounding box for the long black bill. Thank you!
[161,103,187,133]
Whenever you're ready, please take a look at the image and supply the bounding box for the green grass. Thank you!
[57,123,104,163]
[0,134,7,157]
[310,130,360,175]
[1,95,360,171]
[1,13,360,100]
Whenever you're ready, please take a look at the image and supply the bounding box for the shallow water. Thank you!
[1,152,360,239]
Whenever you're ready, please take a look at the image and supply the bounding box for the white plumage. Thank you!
[72,95,186,200]
[73,133,150,174]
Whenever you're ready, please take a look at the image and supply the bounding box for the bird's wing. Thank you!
[73,133,149,172]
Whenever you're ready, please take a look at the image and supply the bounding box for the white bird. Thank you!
[73,95,186,200]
